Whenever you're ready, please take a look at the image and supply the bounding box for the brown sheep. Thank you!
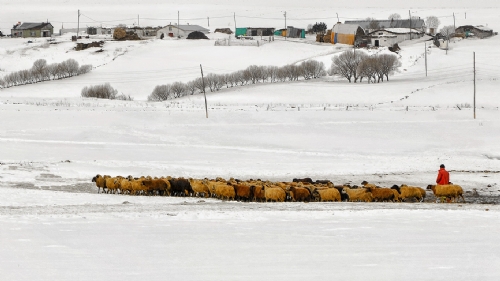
[215,183,235,200]
[92,174,108,194]
[142,179,170,196]
[105,176,120,194]
[364,186,395,202]
[400,185,424,202]
[361,181,377,189]
[231,183,254,202]
[120,178,133,195]
[313,188,341,202]
[264,186,286,202]
[130,178,147,195]
[391,189,401,202]
[253,185,266,202]
[428,185,465,203]
[342,187,372,202]
[288,186,311,202]
[189,178,211,198]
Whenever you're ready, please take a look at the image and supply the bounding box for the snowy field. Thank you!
[1,1,500,280]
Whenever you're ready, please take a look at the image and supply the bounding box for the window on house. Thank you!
[379,32,383,35]
[31,31,36,36]
[169,27,172,31]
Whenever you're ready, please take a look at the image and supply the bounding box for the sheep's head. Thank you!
[361,180,369,185]
[92,174,100,182]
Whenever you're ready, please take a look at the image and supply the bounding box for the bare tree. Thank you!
[329,49,367,83]
[388,13,401,20]
[426,16,440,29]
[378,54,401,81]
[31,59,48,82]
[366,17,380,30]
[60,59,80,77]
[148,84,172,101]
[170,81,187,98]
[192,77,206,93]
[185,80,197,95]
[357,56,376,83]
[78,65,93,75]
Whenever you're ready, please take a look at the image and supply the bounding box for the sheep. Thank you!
[214,183,236,200]
[105,176,121,194]
[342,187,372,202]
[264,186,286,202]
[364,186,395,202]
[288,186,311,202]
[292,177,313,184]
[189,178,211,198]
[391,189,401,202]
[253,185,266,202]
[168,177,193,197]
[392,185,423,202]
[231,183,254,202]
[130,178,147,195]
[142,179,170,196]
[92,174,109,194]
[361,181,377,189]
[333,186,349,201]
[428,185,465,203]
[313,188,341,202]
[120,178,133,195]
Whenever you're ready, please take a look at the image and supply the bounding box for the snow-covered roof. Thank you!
[165,24,209,33]
[368,28,424,35]
[13,22,53,30]
[332,23,362,34]
[474,25,493,32]
[345,19,425,29]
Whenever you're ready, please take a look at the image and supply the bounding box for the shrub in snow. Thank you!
[81,83,119,99]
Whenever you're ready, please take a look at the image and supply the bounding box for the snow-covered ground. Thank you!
[1,2,500,280]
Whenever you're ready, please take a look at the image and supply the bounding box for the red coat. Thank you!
[436,168,450,185]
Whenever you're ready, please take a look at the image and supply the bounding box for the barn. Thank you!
[368,28,424,47]
[157,24,209,39]
[331,23,365,45]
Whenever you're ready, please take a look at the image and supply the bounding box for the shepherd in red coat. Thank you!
[436,164,450,185]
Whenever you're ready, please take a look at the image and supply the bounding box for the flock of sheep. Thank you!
[91,175,466,203]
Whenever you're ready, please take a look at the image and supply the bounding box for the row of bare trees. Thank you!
[328,50,401,83]
[0,59,92,89]
[148,60,326,101]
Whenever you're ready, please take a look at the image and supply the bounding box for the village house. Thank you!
[455,25,494,39]
[11,22,54,38]
[157,24,209,39]
[367,28,424,47]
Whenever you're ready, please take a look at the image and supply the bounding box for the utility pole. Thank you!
[138,15,139,27]
[336,13,339,23]
[453,13,456,30]
[473,52,476,119]
[424,43,428,75]
[77,9,81,40]
[200,64,208,118]
[234,12,237,37]
[408,10,412,40]
[177,11,180,38]
[284,11,287,40]
[207,17,210,27]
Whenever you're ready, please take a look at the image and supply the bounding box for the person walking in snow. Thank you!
[436,164,450,185]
